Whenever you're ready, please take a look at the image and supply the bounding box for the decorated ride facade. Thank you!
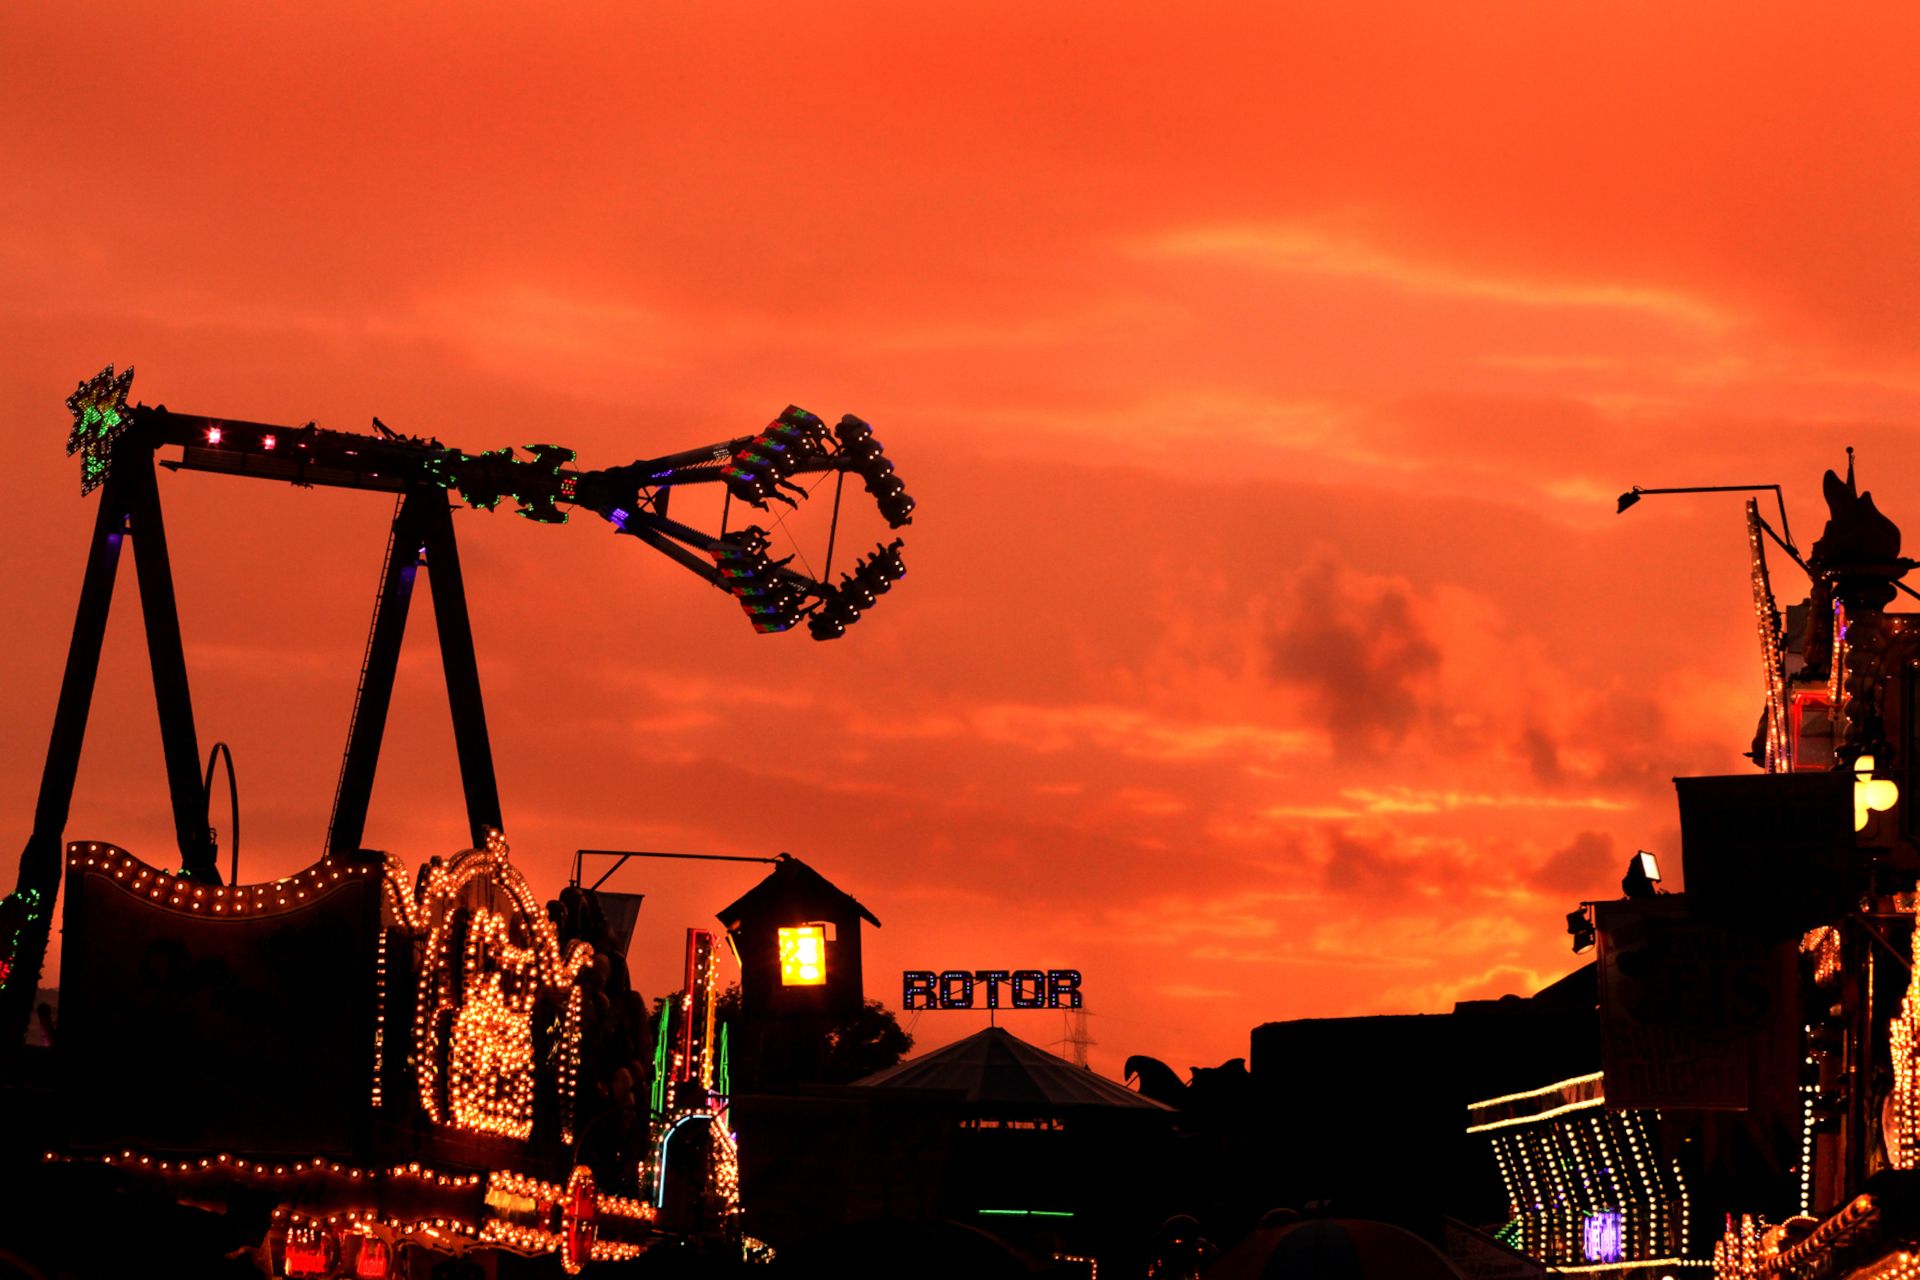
[54,830,652,1275]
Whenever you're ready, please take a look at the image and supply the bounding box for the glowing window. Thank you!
[778,925,827,985]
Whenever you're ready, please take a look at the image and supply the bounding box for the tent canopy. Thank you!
[853,1026,1173,1111]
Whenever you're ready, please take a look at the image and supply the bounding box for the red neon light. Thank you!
[674,929,715,1085]
[285,1228,331,1278]
[353,1236,391,1279]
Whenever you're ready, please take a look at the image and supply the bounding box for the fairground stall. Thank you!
[1473,464,1920,1280]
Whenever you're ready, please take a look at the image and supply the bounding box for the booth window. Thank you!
[778,925,828,985]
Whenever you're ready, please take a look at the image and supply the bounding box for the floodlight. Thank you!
[1566,907,1595,954]
[1623,851,1662,898]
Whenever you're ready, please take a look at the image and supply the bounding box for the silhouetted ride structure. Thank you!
[0,365,916,1276]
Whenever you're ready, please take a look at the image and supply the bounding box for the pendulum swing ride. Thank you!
[0,364,916,1273]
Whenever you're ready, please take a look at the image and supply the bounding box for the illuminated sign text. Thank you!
[902,969,1082,1010]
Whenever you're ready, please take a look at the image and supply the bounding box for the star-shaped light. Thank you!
[65,364,136,496]
[1856,754,1899,832]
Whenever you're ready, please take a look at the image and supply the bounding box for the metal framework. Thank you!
[0,364,915,1055]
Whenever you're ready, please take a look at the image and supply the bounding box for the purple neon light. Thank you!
[1582,1210,1623,1263]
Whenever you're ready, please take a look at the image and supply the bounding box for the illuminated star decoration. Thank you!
[65,364,136,496]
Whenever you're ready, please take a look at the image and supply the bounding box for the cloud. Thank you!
[1529,830,1619,898]
[1100,890,1310,946]
[1374,962,1566,1012]
[1338,787,1631,815]
[1134,223,1731,330]
[844,700,1320,764]
[1268,557,1442,754]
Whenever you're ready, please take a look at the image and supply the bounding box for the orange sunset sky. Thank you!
[5,3,1920,1079]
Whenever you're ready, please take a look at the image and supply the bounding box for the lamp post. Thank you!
[1616,483,1798,558]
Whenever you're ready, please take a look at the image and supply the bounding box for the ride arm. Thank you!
[68,367,911,640]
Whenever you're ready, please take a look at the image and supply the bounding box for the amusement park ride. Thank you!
[0,365,916,1275]
[1469,463,1920,1279]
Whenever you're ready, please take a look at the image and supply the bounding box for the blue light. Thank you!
[656,1111,714,1205]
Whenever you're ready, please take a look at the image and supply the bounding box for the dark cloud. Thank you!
[1529,830,1617,897]
[1316,827,1486,903]
[1521,723,1565,784]
[1268,558,1442,755]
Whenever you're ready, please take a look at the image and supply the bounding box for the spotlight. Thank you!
[1616,488,1642,513]
[1622,850,1662,899]
[1566,907,1595,954]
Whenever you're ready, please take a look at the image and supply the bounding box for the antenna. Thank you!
[1054,1007,1095,1068]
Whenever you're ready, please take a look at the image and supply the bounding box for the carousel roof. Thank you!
[852,1026,1173,1111]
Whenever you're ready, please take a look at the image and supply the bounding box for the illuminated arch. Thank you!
[655,1111,714,1206]
[383,831,593,1141]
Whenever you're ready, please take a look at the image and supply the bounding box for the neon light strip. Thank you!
[1466,1095,1605,1134]
[1468,1070,1605,1112]
[978,1209,1074,1218]
[1546,1261,1712,1274]
[655,1111,714,1205]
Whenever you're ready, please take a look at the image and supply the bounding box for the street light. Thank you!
[1616,483,1798,558]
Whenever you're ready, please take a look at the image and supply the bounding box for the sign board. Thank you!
[902,969,1081,1010]
[1596,897,1798,1112]
[1675,771,1855,939]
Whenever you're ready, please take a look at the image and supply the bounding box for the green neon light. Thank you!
[977,1209,1074,1219]
[717,1022,730,1098]
[651,1003,671,1115]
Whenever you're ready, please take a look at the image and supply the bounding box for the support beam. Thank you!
[124,456,216,880]
[419,499,503,849]
[3,474,134,1056]
[327,493,434,859]
[326,491,503,858]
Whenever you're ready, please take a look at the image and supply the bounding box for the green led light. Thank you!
[66,365,137,496]
[978,1209,1074,1219]
[651,1003,671,1115]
